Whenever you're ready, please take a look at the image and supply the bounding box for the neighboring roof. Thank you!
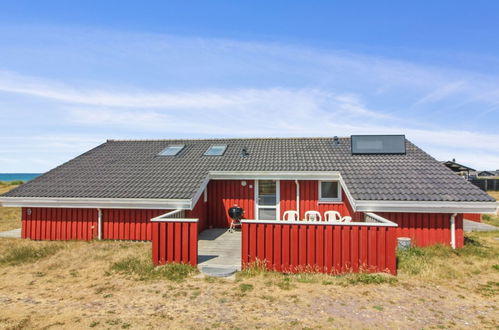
[442,160,475,173]
[2,137,495,203]
[477,170,498,177]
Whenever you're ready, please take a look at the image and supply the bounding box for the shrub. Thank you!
[239,283,254,292]
[0,244,63,266]
[346,273,397,285]
[111,256,197,282]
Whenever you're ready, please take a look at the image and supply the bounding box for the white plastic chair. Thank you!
[282,210,299,221]
[304,211,322,222]
[340,216,352,223]
[324,211,342,222]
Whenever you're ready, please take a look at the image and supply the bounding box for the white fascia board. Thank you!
[189,175,211,209]
[208,171,341,181]
[240,219,397,227]
[355,200,499,214]
[0,197,192,210]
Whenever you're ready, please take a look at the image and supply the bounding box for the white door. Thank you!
[255,180,280,220]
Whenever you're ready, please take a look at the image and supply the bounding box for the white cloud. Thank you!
[0,26,498,171]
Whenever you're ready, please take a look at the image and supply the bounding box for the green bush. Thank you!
[239,283,254,292]
[346,273,397,285]
[0,180,25,186]
[0,244,63,266]
[111,256,197,281]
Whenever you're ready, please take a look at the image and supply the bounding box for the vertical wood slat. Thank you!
[242,221,397,275]
[152,220,198,266]
[21,207,97,241]
[378,212,464,248]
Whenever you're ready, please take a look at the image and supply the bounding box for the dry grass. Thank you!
[487,190,499,201]
[0,184,21,231]
[0,232,497,329]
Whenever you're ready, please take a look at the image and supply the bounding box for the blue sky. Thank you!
[0,1,498,172]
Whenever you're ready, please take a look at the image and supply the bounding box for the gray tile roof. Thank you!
[3,137,495,202]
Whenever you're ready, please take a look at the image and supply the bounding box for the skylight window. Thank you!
[158,145,185,156]
[204,145,227,156]
[351,135,405,154]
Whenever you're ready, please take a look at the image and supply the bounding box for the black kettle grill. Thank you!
[228,205,244,232]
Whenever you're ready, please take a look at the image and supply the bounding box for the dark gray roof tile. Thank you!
[2,137,494,202]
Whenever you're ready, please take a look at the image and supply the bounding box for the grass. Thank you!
[486,190,499,201]
[0,232,497,328]
[0,243,63,266]
[111,255,197,281]
[397,232,498,281]
[0,183,21,231]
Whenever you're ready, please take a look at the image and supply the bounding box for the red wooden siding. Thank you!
[464,213,481,222]
[297,181,352,219]
[241,221,397,275]
[207,180,360,227]
[22,207,97,240]
[152,220,198,266]
[378,212,464,248]
[102,209,170,241]
[185,194,208,232]
[207,180,255,227]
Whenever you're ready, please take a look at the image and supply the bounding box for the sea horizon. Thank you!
[0,173,42,182]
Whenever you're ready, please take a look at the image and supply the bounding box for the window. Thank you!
[351,135,405,154]
[204,145,227,156]
[319,181,341,202]
[158,144,185,156]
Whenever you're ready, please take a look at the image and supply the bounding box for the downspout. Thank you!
[97,208,102,240]
[295,180,300,218]
[450,213,457,249]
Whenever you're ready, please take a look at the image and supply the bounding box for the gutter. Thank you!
[295,180,300,217]
[450,213,457,249]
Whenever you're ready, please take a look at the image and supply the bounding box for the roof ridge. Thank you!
[107,136,350,142]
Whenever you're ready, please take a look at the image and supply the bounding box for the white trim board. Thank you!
[355,200,498,214]
[241,219,398,228]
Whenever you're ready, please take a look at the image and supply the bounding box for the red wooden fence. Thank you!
[377,212,464,248]
[22,207,97,240]
[241,219,397,275]
[151,212,198,266]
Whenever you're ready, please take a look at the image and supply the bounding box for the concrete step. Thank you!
[200,265,238,277]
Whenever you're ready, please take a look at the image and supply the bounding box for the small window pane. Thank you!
[321,181,339,199]
[258,180,277,206]
[159,145,185,156]
[259,208,276,220]
[204,145,227,156]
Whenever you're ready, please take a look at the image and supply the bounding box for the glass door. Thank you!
[255,180,280,220]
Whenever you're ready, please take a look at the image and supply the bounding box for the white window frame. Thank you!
[254,180,280,220]
[318,180,342,203]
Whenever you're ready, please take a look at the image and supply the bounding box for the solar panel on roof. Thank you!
[351,135,406,154]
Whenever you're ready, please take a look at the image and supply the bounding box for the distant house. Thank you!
[1,135,497,275]
[477,170,498,178]
[442,159,475,179]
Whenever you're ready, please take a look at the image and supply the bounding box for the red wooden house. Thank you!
[1,136,497,275]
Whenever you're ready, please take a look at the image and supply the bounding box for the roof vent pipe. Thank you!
[241,148,250,158]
